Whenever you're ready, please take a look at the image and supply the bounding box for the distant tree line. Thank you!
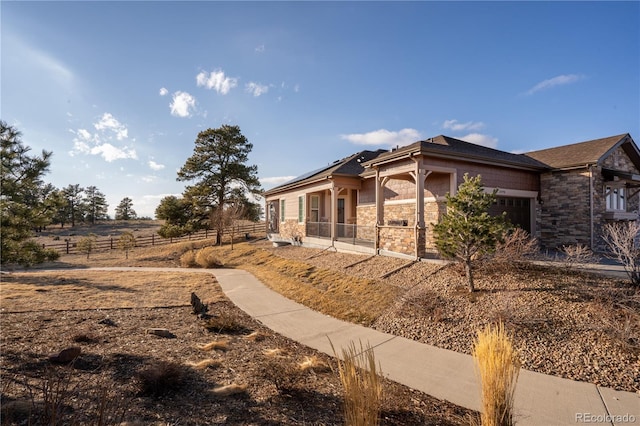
[0,121,146,265]
[1,121,263,265]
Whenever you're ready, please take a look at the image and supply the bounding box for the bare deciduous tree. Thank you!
[601,221,640,287]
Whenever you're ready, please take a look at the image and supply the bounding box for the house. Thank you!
[264,133,639,258]
[526,133,640,251]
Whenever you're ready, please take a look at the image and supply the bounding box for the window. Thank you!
[280,199,285,222]
[605,186,626,211]
[310,195,320,222]
[298,196,304,223]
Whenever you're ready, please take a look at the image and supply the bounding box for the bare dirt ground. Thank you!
[1,257,473,425]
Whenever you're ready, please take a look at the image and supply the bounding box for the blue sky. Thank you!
[2,1,639,219]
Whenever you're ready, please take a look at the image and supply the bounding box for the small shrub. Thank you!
[203,313,247,334]
[559,244,597,269]
[492,228,539,265]
[77,234,98,259]
[195,246,223,268]
[331,340,383,426]
[117,231,136,259]
[180,250,198,268]
[473,322,521,426]
[259,357,303,393]
[137,361,184,397]
[601,221,640,287]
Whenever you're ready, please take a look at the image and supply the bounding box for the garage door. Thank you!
[489,197,531,233]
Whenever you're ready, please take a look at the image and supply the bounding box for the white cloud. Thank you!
[459,133,499,149]
[245,82,269,97]
[255,44,265,53]
[196,69,238,94]
[159,87,168,96]
[170,91,196,117]
[341,128,421,147]
[293,84,300,93]
[148,160,165,171]
[141,175,156,183]
[69,113,137,162]
[90,143,138,162]
[94,113,128,140]
[261,176,297,186]
[443,119,485,132]
[525,74,585,95]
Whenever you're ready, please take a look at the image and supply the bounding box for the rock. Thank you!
[49,346,81,363]
[190,292,208,317]
[98,318,117,327]
[146,328,176,338]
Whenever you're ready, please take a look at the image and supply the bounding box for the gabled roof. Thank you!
[363,135,548,171]
[263,149,387,195]
[524,133,638,169]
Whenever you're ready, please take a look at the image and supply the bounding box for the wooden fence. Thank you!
[41,222,266,255]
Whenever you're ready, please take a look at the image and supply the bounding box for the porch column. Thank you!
[330,185,342,242]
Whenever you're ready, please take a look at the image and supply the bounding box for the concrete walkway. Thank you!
[30,267,639,425]
[210,269,639,426]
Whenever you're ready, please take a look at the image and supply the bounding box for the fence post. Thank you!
[152,234,155,245]
[66,240,70,254]
[110,237,113,250]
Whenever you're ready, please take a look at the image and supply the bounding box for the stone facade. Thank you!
[379,226,420,257]
[539,146,640,251]
[356,204,376,241]
[539,170,591,248]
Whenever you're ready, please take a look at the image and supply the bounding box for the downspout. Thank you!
[374,167,380,255]
[589,165,594,250]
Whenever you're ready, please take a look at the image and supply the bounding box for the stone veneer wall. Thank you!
[379,226,419,257]
[539,170,591,249]
[425,200,447,250]
[356,204,376,241]
[279,220,306,241]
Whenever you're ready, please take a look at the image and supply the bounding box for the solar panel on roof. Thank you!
[277,163,336,187]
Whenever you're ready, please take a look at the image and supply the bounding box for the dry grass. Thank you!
[211,383,248,397]
[197,340,229,352]
[0,270,219,312]
[23,238,400,325]
[331,340,383,426]
[473,323,521,426]
[217,245,401,325]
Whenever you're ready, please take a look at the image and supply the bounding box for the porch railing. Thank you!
[305,221,375,246]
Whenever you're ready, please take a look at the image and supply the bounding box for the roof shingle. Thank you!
[524,134,630,169]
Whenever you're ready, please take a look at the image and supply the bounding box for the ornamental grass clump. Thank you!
[331,340,382,426]
[473,322,521,426]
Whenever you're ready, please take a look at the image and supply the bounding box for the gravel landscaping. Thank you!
[268,244,640,393]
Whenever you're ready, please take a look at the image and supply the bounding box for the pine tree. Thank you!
[84,186,109,223]
[0,121,59,265]
[177,125,261,243]
[115,197,137,220]
[432,174,510,292]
